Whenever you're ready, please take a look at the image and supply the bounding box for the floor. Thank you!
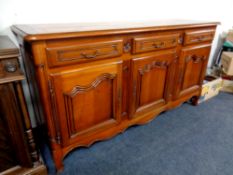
[42,92,233,175]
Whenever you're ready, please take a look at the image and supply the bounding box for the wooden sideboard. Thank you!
[0,36,47,175]
[11,20,219,171]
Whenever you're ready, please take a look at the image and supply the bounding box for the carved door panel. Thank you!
[130,50,178,118]
[174,44,211,99]
[49,61,122,146]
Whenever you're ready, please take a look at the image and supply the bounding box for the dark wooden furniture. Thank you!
[0,36,47,175]
[11,20,219,171]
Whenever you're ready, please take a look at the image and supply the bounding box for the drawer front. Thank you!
[184,29,215,45]
[0,58,24,83]
[46,39,123,67]
[133,34,180,54]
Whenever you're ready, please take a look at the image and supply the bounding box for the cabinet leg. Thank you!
[191,96,199,106]
[52,149,64,172]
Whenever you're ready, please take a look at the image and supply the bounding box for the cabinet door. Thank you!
[0,84,32,171]
[174,44,211,99]
[130,50,177,118]
[49,61,122,146]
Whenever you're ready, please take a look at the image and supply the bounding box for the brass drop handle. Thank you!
[81,50,99,59]
[153,42,165,48]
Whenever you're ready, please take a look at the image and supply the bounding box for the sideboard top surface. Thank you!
[11,20,219,41]
[0,36,19,58]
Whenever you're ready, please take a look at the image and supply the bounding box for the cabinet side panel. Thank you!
[19,43,45,125]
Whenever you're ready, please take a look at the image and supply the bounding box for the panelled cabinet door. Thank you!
[48,61,122,146]
[130,50,178,118]
[174,44,211,99]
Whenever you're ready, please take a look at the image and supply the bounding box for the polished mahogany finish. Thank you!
[11,20,219,171]
[0,36,47,175]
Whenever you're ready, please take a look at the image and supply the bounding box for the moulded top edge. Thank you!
[11,20,220,41]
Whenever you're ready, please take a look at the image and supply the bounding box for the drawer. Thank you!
[0,58,24,83]
[132,33,180,54]
[46,39,123,67]
[184,29,215,45]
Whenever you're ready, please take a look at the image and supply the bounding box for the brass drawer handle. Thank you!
[172,38,177,44]
[153,42,165,48]
[197,36,205,41]
[81,50,99,59]
[193,36,206,42]
[4,62,17,73]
